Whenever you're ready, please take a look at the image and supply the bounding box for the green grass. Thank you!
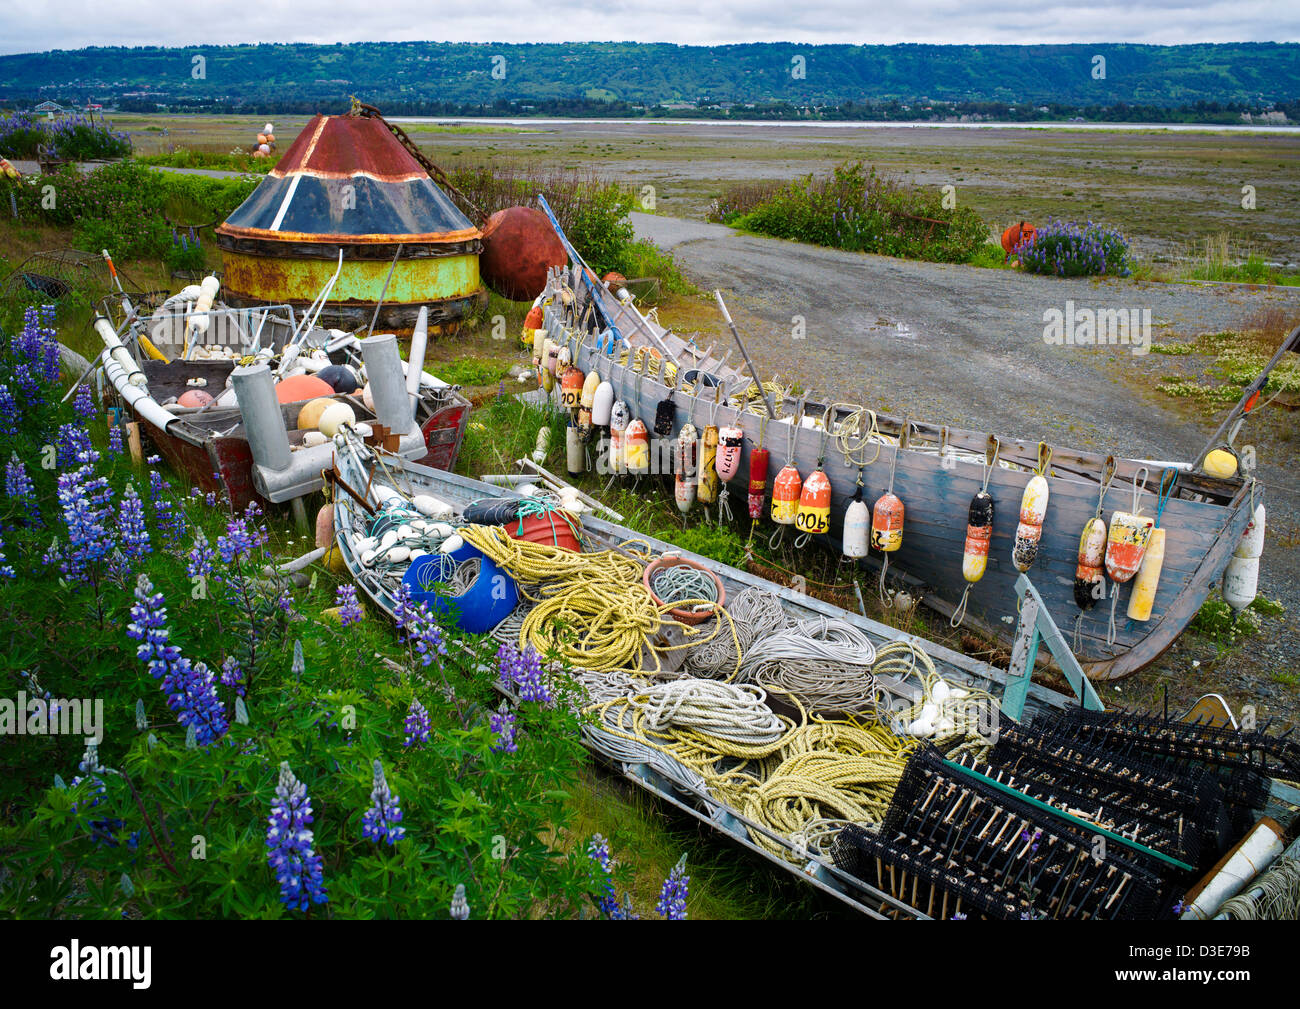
[136,150,277,173]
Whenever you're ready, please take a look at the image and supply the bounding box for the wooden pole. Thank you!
[714,290,777,420]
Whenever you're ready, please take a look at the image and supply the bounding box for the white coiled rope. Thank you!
[632,680,786,745]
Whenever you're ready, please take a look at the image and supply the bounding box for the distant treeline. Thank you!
[1,40,1297,118]
[100,95,1300,125]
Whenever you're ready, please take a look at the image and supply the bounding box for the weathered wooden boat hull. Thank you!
[548,296,1258,681]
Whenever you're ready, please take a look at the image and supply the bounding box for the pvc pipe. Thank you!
[230,364,291,472]
[1181,818,1285,920]
[93,316,146,386]
[100,350,177,433]
[184,275,221,355]
[407,306,429,401]
[361,333,413,435]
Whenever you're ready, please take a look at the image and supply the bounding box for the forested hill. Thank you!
[2,41,1297,118]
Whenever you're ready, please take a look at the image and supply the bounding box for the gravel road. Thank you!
[633,211,1300,718]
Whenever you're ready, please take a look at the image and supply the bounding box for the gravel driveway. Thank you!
[633,212,1300,719]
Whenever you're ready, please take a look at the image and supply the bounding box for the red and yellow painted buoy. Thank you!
[771,463,802,526]
[1073,517,1108,610]
[871,491,904,552]
[747,446,770,520]
[625,418,650,475]
[560,366,584,411]
[1105,511,1154,585]
[795,469,832,536]
[962,491,995,583]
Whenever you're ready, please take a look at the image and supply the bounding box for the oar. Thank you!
[714,290,776,420]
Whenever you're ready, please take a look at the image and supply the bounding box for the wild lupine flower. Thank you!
[952,911,968,920]
[336,584,362,626]
[450,884,470,920]
[360,759,405,846]
[186,530,214,581]
[116,484,150,565]
[5,454,40,527]
[53,462,115,584]
[1020,827,1042,853]
[489,704,517,754]
[0,385,16,438]
[0,532,15,579]
[148,469,185,543]
[496,642,551,703]
[655,857,689,920]
[220,656,245,697]
[126,575,228,746]
[266,762,328,911]
[73,385,96,423]
[56,424,93,469]
[217,508,268,565]
[392,584,446,667]
[403,697,430,747]
[107,424,123,455]
[588,834,621,917]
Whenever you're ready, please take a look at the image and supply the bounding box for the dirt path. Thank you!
[633,211,1300,717]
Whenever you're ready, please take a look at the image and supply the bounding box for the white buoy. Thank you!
[1222,503,1265,612]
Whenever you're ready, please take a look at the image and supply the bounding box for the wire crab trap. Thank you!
[1,248,115,304]
[830,746,1174,920]
[987,723,1231,868]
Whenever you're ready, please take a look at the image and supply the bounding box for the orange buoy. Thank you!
[771,463,801,525]
[524,304,544,330]
[1001,221,1037,258]
[275,374,335,404]
[177,389,215,409]
[698,426,720,504]
[871,492,904,552]
[795,469,832,536]
[1105,511,1154,584]
[560,366,585,411]
[1074,517,1108,609]
[747,447,769,519]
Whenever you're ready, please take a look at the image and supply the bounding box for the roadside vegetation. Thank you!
[0,112,131,162]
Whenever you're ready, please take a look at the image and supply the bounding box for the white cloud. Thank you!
[0,0,1296,54]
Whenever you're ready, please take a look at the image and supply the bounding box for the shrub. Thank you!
[1019,218,1133,278]
[727,161,989,264]
[0,113,130,161]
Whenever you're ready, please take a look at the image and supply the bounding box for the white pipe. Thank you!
[100,350,176,432]
[407,306,429,403]
[361,333,413,435]
[230,364,292,472]
[93,317,146,387]
[1181,819,1285,920]
[183,275,221,358]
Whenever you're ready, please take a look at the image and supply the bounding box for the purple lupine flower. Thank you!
[116,484,150,565]
[1020,827,1042,853]
[360,758,405,846]
[56,424,93,469]
[0,386,16,438]
[73,385,96,423]
[403,697,430,748]
[655,857,689,920]
[266,761,328,911]
[336,584,362,626]
[220,656,244,697]
[392,584,446,667]
[148,468,185,543]
[126,575,228,746]
[107,424,123,455]
[490,705,517,754]
[588,834,622,918]
[186,530,214,581]
[5,454,40,527]
[52,462,114,584]
[496,642,551,703]
[217,507,268,565]
[0,532,15,579]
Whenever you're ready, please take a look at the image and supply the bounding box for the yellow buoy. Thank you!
[1126,527,1166,622]
[298,397,336,431]
[1203,449,1238,480]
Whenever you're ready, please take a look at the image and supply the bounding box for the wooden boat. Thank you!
[96,296,470,512]
[535,247,1295,681]
[328,437,1300,920]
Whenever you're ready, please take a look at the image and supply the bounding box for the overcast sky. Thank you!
[1,0,1297,55]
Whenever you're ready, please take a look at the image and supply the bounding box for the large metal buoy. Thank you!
[479,206,567,302]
